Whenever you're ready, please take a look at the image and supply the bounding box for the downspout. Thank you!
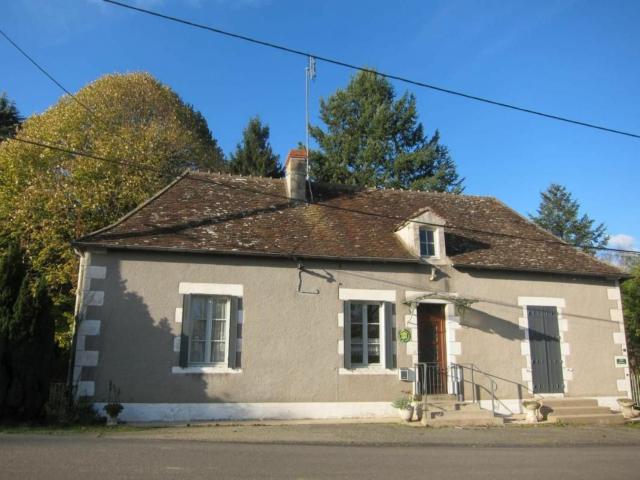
[66,248,90,396]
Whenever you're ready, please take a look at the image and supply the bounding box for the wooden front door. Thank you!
[417,304,447,394]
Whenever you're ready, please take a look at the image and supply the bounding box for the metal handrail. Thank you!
[414,362,498,416]
[455,363,498,416]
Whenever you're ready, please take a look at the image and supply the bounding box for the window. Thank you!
[188,295,229,366]
[349,302,381,367]
[419,227,436,257]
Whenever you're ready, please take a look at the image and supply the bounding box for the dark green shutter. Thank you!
[227,297,239,369]
[343,301,351,369]
[528,306,564,393]
[179,294,191,368]
[384,302,394,369]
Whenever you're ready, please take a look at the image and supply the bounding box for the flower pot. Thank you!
[522,400,541,424]
[412,402,423,422]
[399,406,414,422]
[617,398,638,419]
[106,414,118,426]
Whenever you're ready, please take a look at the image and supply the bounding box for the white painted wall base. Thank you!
[479,396,625,416]
[479,398,524,416]
[92,402,397,423]
[592,396,624,412]
[93,396,625,422]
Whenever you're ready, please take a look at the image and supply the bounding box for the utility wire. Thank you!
[2,7,634,255]
[3,133,638,257]
[103,0,640,140]
[0,28,93,115]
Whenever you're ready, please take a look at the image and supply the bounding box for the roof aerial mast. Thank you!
[305,56,316,196]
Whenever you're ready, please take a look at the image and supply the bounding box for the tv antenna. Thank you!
[305,56,316,183]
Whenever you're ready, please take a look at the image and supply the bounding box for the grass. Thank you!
[0,423,163,435]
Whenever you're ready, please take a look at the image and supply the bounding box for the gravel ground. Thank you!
[97,421,640,447]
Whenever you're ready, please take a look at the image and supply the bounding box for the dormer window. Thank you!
[419,228,436,257]
[394,209,446,264]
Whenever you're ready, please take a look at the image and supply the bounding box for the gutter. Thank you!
[70,241,423,265]
[452,262,630,281]
[70,243,627,279]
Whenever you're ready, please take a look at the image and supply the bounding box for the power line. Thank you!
[0,28,93,114]
[3,133,639,257]
[103,0,640,140]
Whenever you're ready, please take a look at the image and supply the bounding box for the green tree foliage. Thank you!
[622,262,640,368]
[0,244,54,422]
[529,183,608,252]
[0,243,26,416]
[0,93,22,140]
[0,72,225,347]
[228,117,282,177]
[309,71,463,192]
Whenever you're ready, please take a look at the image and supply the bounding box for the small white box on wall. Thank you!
[614,356,628,368]
[398,368,415,382]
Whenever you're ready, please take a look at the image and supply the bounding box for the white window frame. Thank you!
[348,301,385,369]
[188,295,231,367]
[419,227,436,257]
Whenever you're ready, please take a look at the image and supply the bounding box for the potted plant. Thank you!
[392,394,414,422]
[104,381,123,426]
[412,394,423,422]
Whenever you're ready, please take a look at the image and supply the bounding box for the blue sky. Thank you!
[2,0,639,250]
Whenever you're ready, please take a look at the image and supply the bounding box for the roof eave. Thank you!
[452,262,630,280]
[71,241,423,265]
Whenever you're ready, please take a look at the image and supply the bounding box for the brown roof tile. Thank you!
[75,172,624,278]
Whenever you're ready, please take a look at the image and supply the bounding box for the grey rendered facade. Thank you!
[73,249,631,421]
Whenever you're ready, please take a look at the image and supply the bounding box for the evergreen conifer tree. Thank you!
[228,117,283,177]
[309,71,463,192]
[529,183,608,253]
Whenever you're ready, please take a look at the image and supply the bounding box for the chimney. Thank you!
[284,148,308,202]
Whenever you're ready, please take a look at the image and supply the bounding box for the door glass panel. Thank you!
[351,323,363,340]
[192,320,207,340]
[367,323,379,339]
[191,297,207,320]
[214,299,227,319]
[367,343,380,364]
[351,344,363,364]
[367,304,379,323]
[190,341,205,363]
[211,341,225,363]
[213,319,226,341]
[350,303,363,323]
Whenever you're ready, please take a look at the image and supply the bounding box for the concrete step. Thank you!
[540,398,599,409]
[547,406,612,417]
[549,413,625,425]
[424,409,495,421]
[423,415,504,428]
[424,402,481,413]
[425,394,458,402]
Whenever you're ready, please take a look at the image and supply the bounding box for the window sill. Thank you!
[171,366,242,375]
[338,368,397,375]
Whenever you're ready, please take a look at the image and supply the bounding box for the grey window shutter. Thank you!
[227,296,239,369]
[179,294,191,368]
[343,301,351,369]
[384,302,394,369]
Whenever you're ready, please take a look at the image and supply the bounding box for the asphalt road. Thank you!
[1,435,639,479]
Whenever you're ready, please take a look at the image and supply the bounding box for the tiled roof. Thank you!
[75,172,624,278]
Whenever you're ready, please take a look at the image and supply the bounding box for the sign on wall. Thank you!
[615,356,628,368]
[398,328,412,343]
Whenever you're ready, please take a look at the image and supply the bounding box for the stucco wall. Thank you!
[77,249,629,409]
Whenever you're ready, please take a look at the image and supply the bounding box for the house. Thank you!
[71,149,632,422]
